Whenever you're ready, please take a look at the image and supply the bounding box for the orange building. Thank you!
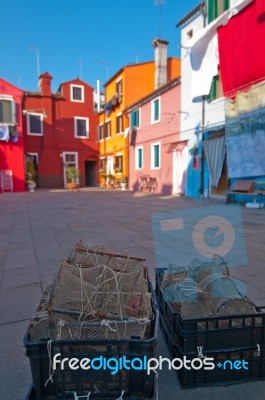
[98,39,180,187]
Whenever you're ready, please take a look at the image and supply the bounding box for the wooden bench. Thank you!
[226,180,265,207]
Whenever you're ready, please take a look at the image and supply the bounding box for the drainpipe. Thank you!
[200,2,207,198]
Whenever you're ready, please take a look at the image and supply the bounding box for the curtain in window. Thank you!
[203,136,225,187]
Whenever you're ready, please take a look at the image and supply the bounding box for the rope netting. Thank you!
[160,257,260,326]
[30,242,152,342]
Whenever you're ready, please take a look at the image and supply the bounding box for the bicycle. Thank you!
[138,174,158,193]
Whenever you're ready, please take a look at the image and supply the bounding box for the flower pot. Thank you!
[67,183,79,191]
[120,182,127,191]
[27,182,36,192]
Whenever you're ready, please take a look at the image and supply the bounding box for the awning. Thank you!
[203,136,226,187]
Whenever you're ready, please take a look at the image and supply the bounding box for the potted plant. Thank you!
[26,160,37,192]
[66,166,80,191]
[107,173,114,189]
[120,175,127,191]
[99,170,106,187]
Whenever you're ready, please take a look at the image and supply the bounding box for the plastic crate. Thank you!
[24,383,156,400]
[160,313,265,388]
[24,304,158,400]
[156,268,265,353]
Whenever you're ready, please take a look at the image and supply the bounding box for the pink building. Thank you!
[127,77,184,195]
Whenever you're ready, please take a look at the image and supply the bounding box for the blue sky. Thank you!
[2,0,199,92]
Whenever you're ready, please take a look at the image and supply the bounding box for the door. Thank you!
[63,152,78,188]
[107,156,114,175]
[173,144,187,194]
[85,161,97,186]
[25,153,39,187]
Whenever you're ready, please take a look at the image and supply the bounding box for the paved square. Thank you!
[0,189,265,399]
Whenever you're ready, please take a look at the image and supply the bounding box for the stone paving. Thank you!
[0,188,265,399]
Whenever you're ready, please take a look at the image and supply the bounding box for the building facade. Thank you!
[177,0,260,199]
[0,78,25,192]
[127,77,181,195]
[98,39,181,187]
[23,73,99,189]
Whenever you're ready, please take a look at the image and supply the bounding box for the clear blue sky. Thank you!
[1,0,200,92]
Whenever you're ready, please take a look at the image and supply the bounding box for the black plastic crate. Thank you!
[156,268,265,353]
[24,383,156,400]
[160,313,265,388]
[24,298,158,400]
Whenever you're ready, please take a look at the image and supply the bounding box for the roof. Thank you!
[57,77,94,94]
[125,76,181,113]
[103,60,154,87]
[176,2,205,28]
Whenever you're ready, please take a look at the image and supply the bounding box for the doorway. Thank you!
[85,161,97,186]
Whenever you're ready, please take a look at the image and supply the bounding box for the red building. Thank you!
[23,72,99,188]
[0,78,25,192]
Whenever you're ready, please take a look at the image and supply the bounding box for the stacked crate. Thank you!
[156,262,265,388]
[24,241,158,399]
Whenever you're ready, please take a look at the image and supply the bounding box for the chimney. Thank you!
[38,72,52,96]
[152,38,169,90]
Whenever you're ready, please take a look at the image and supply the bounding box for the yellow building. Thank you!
[98,39,180,187]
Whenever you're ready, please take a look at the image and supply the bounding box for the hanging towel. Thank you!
[0,125,10,141]
[9,126,19,142]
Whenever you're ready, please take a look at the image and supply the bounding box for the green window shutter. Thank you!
[208,0,218,23]
[139,148,143,168]
[131,111,136,127]
[135,109,139,127]
[224,0,230,11]
[154,100,159,121]
[154,145,160,168]
[208,76,217,102]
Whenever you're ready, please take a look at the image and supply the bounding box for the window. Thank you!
[100,157,106,171]
[208,0,230,23]
[70,84,84,102]
[187,29,193,39]
[151,98,160,123]
[98,124,105,141]
[151,143,161,169]
[105,120,111,138]
[74,117,89,138]
[131,109,140,128]
[27,113,43,135]
[115,154,123,172]
[116,114,123,134]
[116,79,123,95]
[0,98,15,124]
[207,73,223,102]
[135,146,143,169]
